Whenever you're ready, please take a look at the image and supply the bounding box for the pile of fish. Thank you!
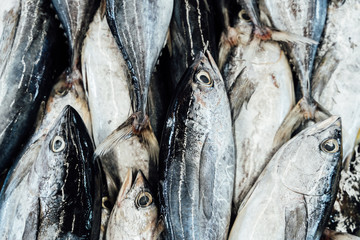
[0,0,359,239]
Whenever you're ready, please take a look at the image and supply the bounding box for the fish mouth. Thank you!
[116,169,133,204]
[305,115,341,136]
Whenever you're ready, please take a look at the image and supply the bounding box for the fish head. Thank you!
[111,169,161,238]
[278,116,342,196]
[234,10,253,45]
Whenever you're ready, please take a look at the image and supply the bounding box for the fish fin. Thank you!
[116,169,133,206]
[313,101,332,122]
[312,46,341,98]
[229,71,256,121]
[218,27,239,70]
[94,117,134,157]
[271,31,317,45]
[284,197,307,239]
[22,198,40,239]
[272,101,304,151]
[100,0,107,19]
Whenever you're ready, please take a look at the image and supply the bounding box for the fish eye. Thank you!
[320,139,339,153]
[135,191,153,208]
[238,10,251,22]
[195,70,213,87]
[51,136,66,152]
[102,196,111,210]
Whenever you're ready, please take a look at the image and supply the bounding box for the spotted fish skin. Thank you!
[159,51,235,240]
[0,0,67,173]
[106,0,173,122]
[51,0,100,77]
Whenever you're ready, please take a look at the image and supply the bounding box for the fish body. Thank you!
[221,11,295,212]
[159,51,235,239]
[312,0,360,160]
[229,116,342,240]
[169,0,218,87]
[322,229,360,240]
[106,170,163,239]
[82,6,132,146]
[259,0,327,111]
[106,0,173,122]
[51,0,99,79]
[0,0,67,172]
[0,106,97,239]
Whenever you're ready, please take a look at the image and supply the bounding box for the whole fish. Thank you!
[106,0,173,129]
[51,0,99,82]
[82,3,132,146]
[229,116,342,240]
[0,0,67,173]
[169,0,218,88]
[106,169,163,239]
[221,10,295,213]
[260,0,328,148]
[322,229,360,240]
[159,51,235,240]
[329,130,360,235]
[0,106,99,239]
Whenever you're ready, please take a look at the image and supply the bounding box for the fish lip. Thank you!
[116,169,133,203]
[305,115,341,136]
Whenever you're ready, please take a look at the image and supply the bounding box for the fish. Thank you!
[106,0,173,129]
[0,106,100,239]
[168,0,218,88]
[329,129,360,235]
[0,0,67,173]
[82,3,132,146]
[260,0,328,149]
[322,229,360,240]
[229,116,342,240]
[51,0,100,82]
[221,9,295,213]
[106,169,163,239]
[311,0,360,160]
[94,114,159,205]
[159,51,235,239]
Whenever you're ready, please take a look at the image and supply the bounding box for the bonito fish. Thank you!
[106,169,163,239]
[82,3,132,146]
[229,116,342,240]
[159,51,235,240]
[0,0,67,173]
[221,10,295,213]
[0,106,99,239]
[51,0,99,82]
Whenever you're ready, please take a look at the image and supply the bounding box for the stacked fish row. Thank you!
[0,0,359,239]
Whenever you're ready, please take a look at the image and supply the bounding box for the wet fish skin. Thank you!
[106,0,173,121]
[51,0,100,77]
[0,0,67,173]
[169,0,218,88]
[229,116,342,240]
[106,170,163,239]
[159,51,235,240]
[221,10,295,213]
[322,229,360,240]
[0,106,97,239]
[82,5,132,146]
[260,0,327,109]
[34,106,96,239]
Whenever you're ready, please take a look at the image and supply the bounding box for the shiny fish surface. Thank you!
[82,5,132,146]
[106,170,163,239]
[221,10,295,213]
[0,0,67,173]
[106,0,173,120]
[229,116,342,240]
[0,106,97,239]
[159,51,235,240]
